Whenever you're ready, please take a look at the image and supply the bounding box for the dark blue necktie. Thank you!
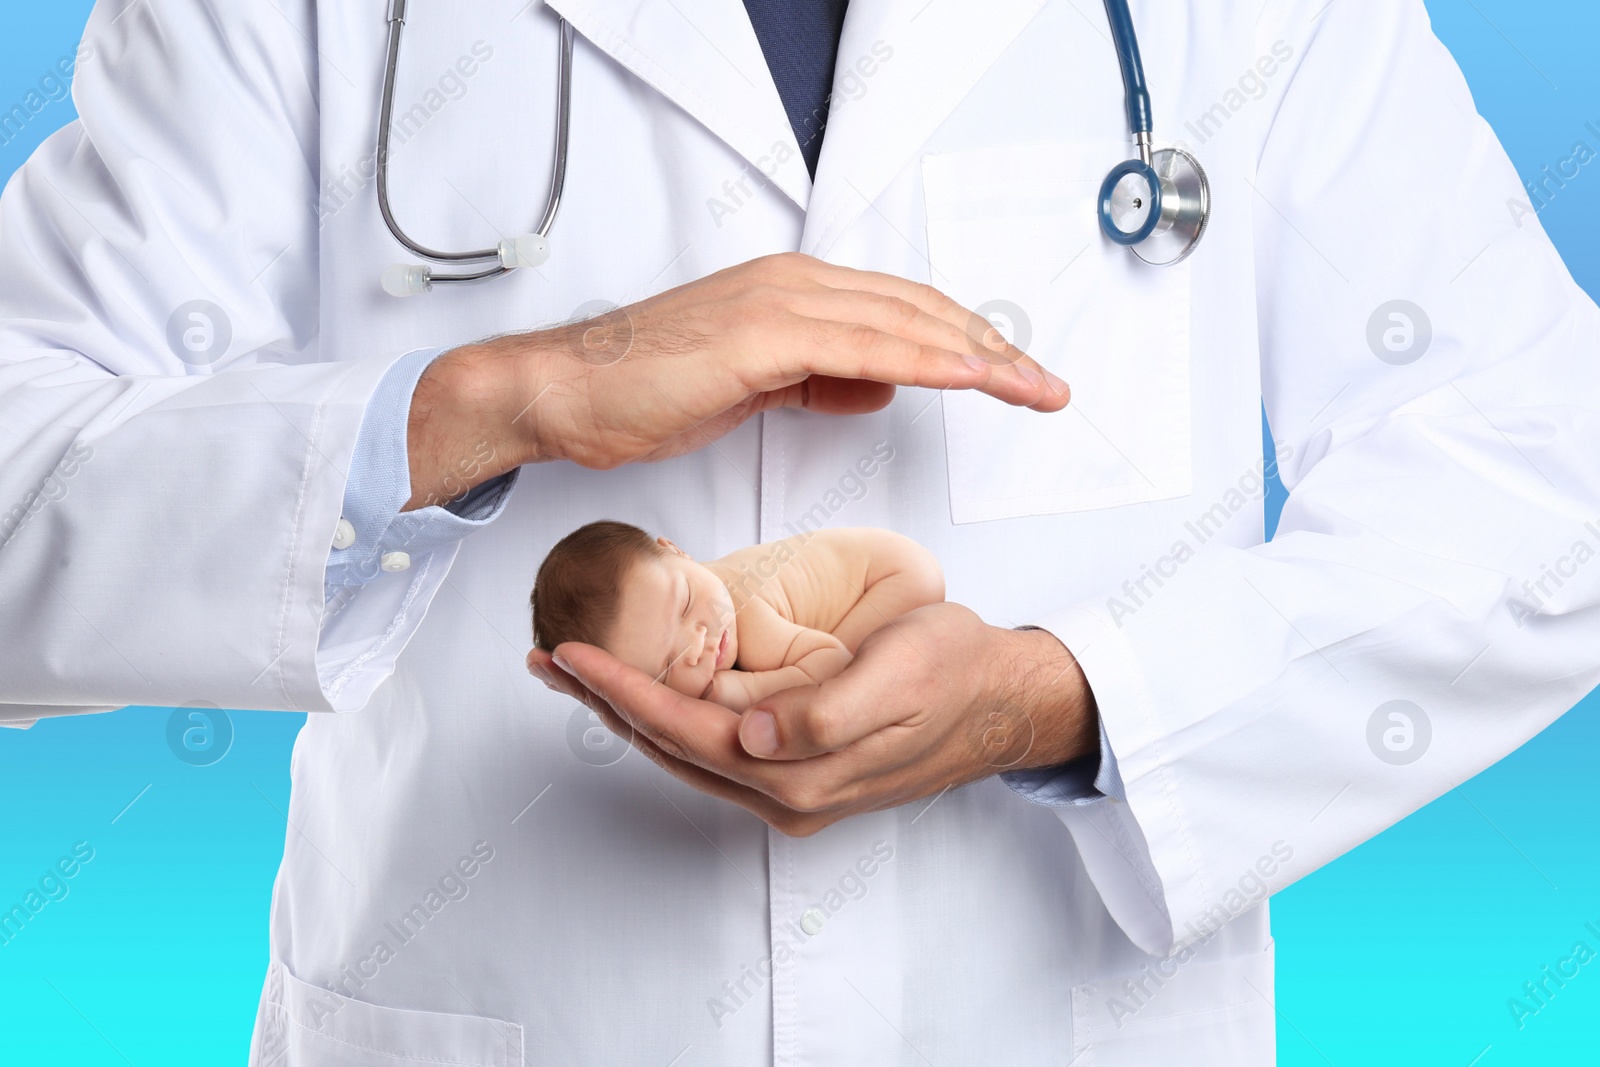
[742,0,850,177]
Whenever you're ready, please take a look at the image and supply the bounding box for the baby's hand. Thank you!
[707,670,755,712]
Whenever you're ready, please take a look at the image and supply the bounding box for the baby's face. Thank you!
[606,542,738,699]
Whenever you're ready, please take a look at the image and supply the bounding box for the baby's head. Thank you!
[530,521,738,699]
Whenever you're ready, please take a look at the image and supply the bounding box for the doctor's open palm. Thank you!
[400,253,1068,509]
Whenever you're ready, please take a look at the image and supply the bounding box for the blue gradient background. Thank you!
[2,2,1597,1063]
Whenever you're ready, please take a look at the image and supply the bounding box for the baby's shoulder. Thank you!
[709,530,881,620]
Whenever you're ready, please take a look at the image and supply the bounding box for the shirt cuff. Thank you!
[325,347,519,598]
[998,625,1127,806]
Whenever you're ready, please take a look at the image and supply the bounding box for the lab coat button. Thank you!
[332,518,356,550]
[380,551,411,573]
[800,907,826,935]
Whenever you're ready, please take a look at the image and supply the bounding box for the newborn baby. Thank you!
[528,521,944,710]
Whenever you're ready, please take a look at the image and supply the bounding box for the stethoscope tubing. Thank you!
[375,0,572,284]
[1101,0,1153,144]
[374,0,1202,287]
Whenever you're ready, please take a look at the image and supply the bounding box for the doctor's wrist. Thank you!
[986,625,1099,773]
[403,333,567,510]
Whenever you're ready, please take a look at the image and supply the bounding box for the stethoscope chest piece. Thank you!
[1098,146,1210,267]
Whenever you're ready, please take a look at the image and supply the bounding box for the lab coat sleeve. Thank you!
[325,346,518,602]
[999,625,1129,805]
[1025,0,1600,957]
[0,0,484,723]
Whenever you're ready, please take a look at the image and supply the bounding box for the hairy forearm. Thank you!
[988,626,1099,771]
[402,337,557,511]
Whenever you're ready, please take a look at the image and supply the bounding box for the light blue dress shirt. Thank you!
[325,347,518,599]
[998,716,1125,805]
[978,636,1127,805]
[330,350,1119,801]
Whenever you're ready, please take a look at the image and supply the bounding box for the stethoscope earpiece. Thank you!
[498,234,552,270]
[381,263,431,298]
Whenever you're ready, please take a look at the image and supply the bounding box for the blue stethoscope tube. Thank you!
[1095,0,1211,262]
[1103,0,1153,140]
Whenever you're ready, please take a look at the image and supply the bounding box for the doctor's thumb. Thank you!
[740,686,858,761]
[739,710,781,758]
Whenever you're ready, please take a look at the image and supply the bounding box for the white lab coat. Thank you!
[2,0,1597,1062]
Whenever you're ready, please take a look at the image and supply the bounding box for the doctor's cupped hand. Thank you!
[528,603,1098,836]
[402,253,1068,509]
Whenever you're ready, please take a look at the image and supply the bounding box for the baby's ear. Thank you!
[656,536,688,558]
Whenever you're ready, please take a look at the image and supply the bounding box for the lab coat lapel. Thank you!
[801,0,1049,261]
[543,0,812,210]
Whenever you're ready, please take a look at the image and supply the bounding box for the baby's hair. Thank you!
[531,520,666,652]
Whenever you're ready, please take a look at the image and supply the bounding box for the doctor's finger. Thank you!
[786,288,1067,410]
[551,642,883,807]
[531,645,680,756]
[622,723,838,833]
[788,286,983,356]
[740,674,915,761]
[801,259,976,330]
[549,641,749,766]
[528,647,600,706]
[802,263,1062,379]
[551,644,911,826]
[772,316,1069,412]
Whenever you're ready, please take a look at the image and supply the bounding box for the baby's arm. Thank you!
[707,596,851,712]
[823,529,945,654]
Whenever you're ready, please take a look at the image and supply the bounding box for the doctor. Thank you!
[2,0,1597,1064]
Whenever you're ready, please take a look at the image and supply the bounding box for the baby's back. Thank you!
[705,527,938,640]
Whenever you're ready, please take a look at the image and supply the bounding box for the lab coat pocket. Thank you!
[252,961,524,1067]
[1070,940,1275,1065]
[923,140,1192,524]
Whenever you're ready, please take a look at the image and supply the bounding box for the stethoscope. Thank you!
[377,0,1209,297]
[1095,0,1211,265]
[378,0,573,297]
